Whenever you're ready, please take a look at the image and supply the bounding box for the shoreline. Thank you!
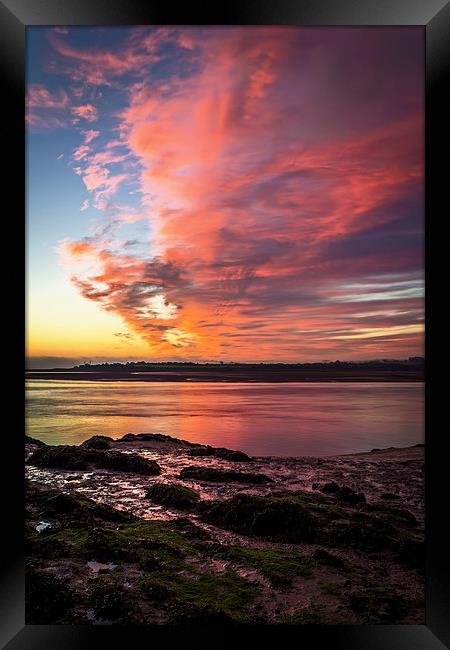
[26,370,424,383]
[25,433,424,625]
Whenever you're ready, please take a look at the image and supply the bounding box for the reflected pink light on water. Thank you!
[25,381,424,457]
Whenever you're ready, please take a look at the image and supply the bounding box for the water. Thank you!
[25,380,424,457]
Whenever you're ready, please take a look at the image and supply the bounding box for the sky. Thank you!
[26,26,424,367]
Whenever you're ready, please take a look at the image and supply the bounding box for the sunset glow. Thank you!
[26,27,424,365]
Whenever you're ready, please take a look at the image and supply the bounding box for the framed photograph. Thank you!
[2,0,449,648]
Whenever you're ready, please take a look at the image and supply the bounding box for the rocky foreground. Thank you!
[25,434,424,625]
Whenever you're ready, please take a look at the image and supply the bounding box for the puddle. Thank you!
[87,560,117,574]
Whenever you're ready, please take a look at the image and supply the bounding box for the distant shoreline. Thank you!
[26,369,424,383]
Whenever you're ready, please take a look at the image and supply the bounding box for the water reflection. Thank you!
[25,380,424,456]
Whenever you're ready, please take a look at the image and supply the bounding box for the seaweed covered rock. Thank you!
[362,503,417,527]
[27,481,135,524]
[179,467,272,484]
[25,435,47,448]
[26,567,77,624]
[145,483,200,511]
[318,482,365,505]
[348,587,404,623]
[199,494,317,542]
[80,435,114,450]
[118,433,194,446]
[319,481,340,494]
[188,446,253,462]
[27,445,161,475]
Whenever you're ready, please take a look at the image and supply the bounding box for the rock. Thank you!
[188,445,253,462]
[179,467,273,484]
[363,503,417,526]
[199,494,317,542]
[26,482,135,524]
[348,587,403,623]
[319,481,340,494]
[319,482,365,505]
[118,433,194,445]
[27,445,161,476]
[380,492,401,501]
[312,548,346,569]
[335,486,366,505]
[145,483,200,511]
[26,567,77,624]
[25,435,47,448]
[80,435,114,450]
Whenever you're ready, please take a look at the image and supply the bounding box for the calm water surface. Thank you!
[25,381,424,457]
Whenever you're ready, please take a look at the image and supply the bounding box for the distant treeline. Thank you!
[70,358,424,372]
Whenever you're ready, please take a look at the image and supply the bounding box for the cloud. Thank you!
[26,84,70,128]
[53,27,424,360]
[82,129,100,144]
[71,104,98,123]
[47,27,167,86]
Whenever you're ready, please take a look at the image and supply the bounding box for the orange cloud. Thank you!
[56,28,424,361]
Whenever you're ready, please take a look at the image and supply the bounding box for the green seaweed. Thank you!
[221,546,313,586]
[319,581,340,596]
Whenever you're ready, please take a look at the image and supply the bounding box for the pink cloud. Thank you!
[82,129,100,144]
[73,144,91,161]
[71,104,98,123]
[26,84,70,129]
[58,28,424,360]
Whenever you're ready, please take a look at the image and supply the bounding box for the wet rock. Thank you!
[25,435,47,448]
[171,517,211,541]
[89,576,145,624]
[188,446,253,462]
[362,503,417,527]
[26,567,77,624]
[27,445,161,476]
[335,486,366,506]
[312,548,346,570]
[118,433,195,446]
[179,467,273,484]
[145,483,200,511]
[81,435,114,450]
[319,482,365,505]
[27,481,134,524]
[380,492,401,501]
[199,494,317,542]
[348,587,403,623]
[319,481,340,494]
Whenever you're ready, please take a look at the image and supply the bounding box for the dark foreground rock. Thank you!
[27,445,161,476]
[145,483,200,511]
[117,433,253,462]
[187,446,253,462]
[26,482,258,625]
[316,482,366,505]
[179,467,273,484]
[25,435,47,448]
[81,435,114,450]
[118,433,194,445]
[199,493,317,541]
[199,491,424,566]
[25,442,425,626]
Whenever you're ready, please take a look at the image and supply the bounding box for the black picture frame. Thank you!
[2,0,449,647]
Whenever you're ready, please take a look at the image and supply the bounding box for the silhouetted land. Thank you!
[26,359,424,382]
